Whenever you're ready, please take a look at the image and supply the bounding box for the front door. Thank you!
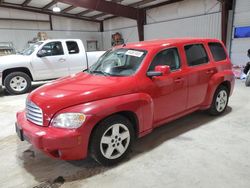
[144,47,188,126]
[31,41,69,80]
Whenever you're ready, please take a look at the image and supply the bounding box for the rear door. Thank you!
[66,40,88,74]
[184,43,216,108]
[31,41,69,80]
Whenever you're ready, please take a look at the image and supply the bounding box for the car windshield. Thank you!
[20,42,43,56]
[88,48,147,76]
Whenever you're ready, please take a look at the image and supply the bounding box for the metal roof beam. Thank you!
[61,5,75,13]
[42,0,57,10]
[56,0,139,20]
[22,0,32,7]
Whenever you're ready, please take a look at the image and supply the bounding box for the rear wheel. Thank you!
[209,85,229,115]
[90,115,135,166]
[4,72,31,95]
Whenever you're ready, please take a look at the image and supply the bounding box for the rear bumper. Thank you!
[16,111,90,160]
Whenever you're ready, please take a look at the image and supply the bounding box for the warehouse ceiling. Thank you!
[0,0,183,22]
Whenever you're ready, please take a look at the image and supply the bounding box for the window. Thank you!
[208,42,227,62]
[41,42,64,56]
[66,41,79,54]
[149,48,181,71]
[184,44,209,66]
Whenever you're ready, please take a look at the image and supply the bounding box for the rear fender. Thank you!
[201,70,235,108]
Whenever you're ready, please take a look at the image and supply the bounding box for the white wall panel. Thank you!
[51,16,100,31]
[0,29,102,51]
[230,0,250,65]
[103,17,137,30]
[145,12,221,40]
[147,0,220,24]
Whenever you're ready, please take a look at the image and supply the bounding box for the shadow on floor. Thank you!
[18,107,232,187]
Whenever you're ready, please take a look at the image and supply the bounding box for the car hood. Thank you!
[28,72,138,124]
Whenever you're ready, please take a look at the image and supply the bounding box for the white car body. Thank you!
[0,39,105,91]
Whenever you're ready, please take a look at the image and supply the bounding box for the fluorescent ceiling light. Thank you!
[53,6,61,13]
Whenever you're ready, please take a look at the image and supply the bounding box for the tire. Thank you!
[209,85,229,116]
[90,115,135,166]
[4,72,31,95]
[245,71,250,87]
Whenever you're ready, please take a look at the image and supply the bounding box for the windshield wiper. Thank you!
[89,70,110,76]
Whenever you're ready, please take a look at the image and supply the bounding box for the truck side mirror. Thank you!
[37,49,46,57]
[147,65,171,77]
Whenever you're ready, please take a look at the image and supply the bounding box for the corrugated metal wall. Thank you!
[102,0,222,50]
[230,0,250,66]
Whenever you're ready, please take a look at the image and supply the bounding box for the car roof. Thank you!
[122,38,222,49]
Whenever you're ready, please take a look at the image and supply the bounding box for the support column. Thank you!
[137,9,146,41]
[221,0,229,45]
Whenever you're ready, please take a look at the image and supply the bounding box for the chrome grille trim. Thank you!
[26,100,43,126]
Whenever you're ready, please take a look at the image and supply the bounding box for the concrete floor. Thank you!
[0,80,249,188]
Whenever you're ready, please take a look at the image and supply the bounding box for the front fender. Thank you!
[201,70,235,108]
[54,93,154,137]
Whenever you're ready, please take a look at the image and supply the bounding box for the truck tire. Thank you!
[90,115,135,166]
[4,72,31,95]
[245,71,250,87]
[209,85,229,116]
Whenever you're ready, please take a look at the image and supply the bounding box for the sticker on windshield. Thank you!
[125,50,144,57]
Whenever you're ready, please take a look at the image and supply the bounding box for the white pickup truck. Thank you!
[0,39,105,95]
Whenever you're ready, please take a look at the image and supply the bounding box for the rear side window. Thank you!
[66,41,79,54]
[184,44,209,66]
[208,42,227,62]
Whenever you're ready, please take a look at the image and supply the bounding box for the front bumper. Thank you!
[16,111,90,160]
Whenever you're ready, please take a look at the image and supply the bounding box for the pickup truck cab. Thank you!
[16,38,235,166]
[0,39,105,95]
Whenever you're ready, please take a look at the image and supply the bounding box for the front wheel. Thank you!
[209,85,229,115]
[90,115,135,166]
[4,72,31,95]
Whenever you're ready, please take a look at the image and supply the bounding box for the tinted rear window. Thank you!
[184,44,209,66]
[208,42,227,62]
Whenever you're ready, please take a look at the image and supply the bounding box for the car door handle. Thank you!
[206,69,214,74]
[59,58,66,62]
[174,77,184,83]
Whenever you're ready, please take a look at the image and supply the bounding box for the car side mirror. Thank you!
[147,65,171,77]
[37,49,46,57]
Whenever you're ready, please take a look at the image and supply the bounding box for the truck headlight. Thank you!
[52,113,86,129]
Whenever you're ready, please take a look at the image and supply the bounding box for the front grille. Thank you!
[26,100,43,126]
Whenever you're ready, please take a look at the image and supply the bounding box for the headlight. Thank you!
[52,113,86,129]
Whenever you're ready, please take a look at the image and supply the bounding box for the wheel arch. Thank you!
[2,67,33,85]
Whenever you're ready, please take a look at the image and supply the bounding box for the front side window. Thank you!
[41,42,64,56]
[184,44,209,66]
[66,41,79,54]
[208,42,227,62]
[88,48,147,76]
[149,48,181,71]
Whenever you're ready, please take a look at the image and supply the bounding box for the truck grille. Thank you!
[26,100,43,126]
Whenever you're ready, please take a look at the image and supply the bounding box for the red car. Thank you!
[16,38,235,166]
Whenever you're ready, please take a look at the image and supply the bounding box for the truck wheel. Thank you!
[4,72,31,95]
[90,115,135,166]
[209,85,229,115]
[245,71,250,87]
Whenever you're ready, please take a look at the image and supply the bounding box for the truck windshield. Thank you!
[20,42,43,56]
[89,48,147,76]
